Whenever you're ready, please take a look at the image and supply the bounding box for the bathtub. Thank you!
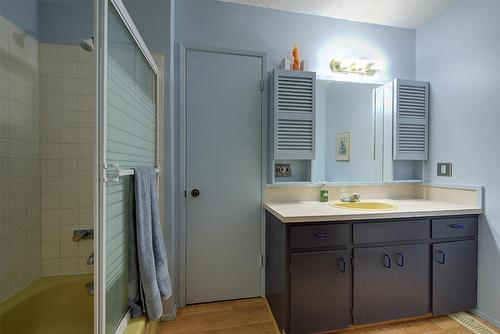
[0,274,93,334]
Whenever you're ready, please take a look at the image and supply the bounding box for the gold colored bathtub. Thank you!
[0,274,93,334]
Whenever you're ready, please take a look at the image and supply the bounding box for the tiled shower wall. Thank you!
[0,16,41,301]
[38,43,95,276]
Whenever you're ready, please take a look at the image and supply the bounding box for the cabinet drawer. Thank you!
[432,217,477,239]
[353,220,430,244]
[289,224,349,249]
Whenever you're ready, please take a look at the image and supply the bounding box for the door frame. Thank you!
[179,44,268,307]
[96,0,160,332]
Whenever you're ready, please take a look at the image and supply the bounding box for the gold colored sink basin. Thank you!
[330,201,398,211]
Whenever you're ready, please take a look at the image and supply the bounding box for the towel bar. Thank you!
[104,162,160,183]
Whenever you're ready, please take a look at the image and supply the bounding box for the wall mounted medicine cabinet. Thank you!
[268,74,430,184]
[379,79,430,182]
[269,69,316,183]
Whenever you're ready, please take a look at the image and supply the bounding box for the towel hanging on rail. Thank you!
[128,166,172,320]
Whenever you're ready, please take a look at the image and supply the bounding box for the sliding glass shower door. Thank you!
[96,1,159,333]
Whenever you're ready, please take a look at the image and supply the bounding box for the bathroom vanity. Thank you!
[264,201,482,334]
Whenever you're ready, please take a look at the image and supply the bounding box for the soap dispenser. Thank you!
[320,184,329,202]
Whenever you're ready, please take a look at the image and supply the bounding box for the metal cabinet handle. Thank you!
[396,252,404,267]
[191,189,200,197]
[382,254,391,269]
[435,250,446,264]
[448,224,464,229]
[338,257,346,273]
[313,232,329,238]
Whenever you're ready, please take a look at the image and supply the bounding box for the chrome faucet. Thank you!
[340,193,360,202]
[72,229,94,242]
[85,281,94,295]
[87,252,94,265]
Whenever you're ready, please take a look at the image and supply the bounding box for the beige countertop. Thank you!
[264,199,483,223]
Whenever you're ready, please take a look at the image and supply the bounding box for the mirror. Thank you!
[311,80,383,183]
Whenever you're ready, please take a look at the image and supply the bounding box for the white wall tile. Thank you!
[41,258,60,276]
[41,225,60,242]
[40,44,58,60]
[41,241,59,259]
[60,257,78,274]
[77,48,94,64]
[60,127,78,143]
[58,62,78,78]
[58,45,77,62]
[60,240,78,257]
[59,78,78,95]
[59,159,78,176]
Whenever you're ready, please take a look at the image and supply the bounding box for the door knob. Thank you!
[191,189,200,197]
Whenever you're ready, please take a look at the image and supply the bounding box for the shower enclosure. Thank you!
[96,0,161,333]
[0,0,163,333]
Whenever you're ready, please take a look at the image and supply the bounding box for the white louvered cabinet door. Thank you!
[393,79,429,160]
[273,69,316,160]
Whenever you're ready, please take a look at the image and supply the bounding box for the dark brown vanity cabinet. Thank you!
[265,212,478,334]
[432,217,478,315]
[433,240,478,315]
[353,244,429,324]
[290,250,351,333]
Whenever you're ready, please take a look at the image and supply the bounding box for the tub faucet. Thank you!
[87,252,94,265]
[85,281,94,295]
[340,193,360,202]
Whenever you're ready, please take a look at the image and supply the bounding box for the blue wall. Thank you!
[417,0,500,326]
[38,0,93,44]
[0,0,93,45]
[175,0,416,185]
[175,0,416,83]
[0,0,39,39]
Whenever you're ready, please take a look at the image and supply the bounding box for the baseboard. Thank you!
[160,303,177,321]
[471,309,500,328]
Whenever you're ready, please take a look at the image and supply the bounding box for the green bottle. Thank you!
[320,184,329,202]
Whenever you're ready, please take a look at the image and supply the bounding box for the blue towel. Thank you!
[128,167,172,320]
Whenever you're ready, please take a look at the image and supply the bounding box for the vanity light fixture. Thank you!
[330,58,381,76]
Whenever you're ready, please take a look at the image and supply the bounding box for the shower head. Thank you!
[80,37,94,52]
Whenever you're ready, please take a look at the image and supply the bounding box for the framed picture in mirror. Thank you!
[336,131,351,161]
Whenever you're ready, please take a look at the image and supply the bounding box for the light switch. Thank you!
[437,162,452,177]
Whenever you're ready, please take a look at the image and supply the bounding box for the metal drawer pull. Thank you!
[313,232,329,238]
[448,224,465,229]
[382,254,391,269]
[396,252,404,267]
[338,257,346,273]
[436,250,446,264]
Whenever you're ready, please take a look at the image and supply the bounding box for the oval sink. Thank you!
[330,201,398,211]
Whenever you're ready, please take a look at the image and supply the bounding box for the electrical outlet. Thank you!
[275,163,291,177]
[437,162,452,177]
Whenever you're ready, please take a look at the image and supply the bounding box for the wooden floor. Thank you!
[160,297,494,334]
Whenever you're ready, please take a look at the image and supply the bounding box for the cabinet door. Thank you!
[433,240,478,315]
[272,69,316,160]
[290,250,350,334]
[353,247,393,324]
[393,79,429,160]
[392,244,430,319]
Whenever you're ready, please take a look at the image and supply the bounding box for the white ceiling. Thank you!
[220,0,455,29]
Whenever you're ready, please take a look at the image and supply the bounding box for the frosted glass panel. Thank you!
[105,5,157,333]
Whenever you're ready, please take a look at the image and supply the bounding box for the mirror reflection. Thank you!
[312,80,383,183]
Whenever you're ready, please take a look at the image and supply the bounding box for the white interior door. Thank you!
[185,48,263,304]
